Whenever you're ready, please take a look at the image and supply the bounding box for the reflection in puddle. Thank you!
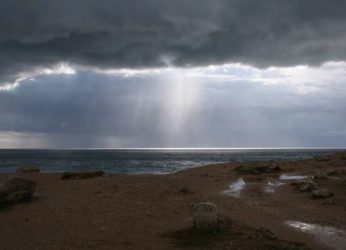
[222,178,246,198]
[286,220,346,249]
[264,181,285,193]
[279,174,308,180]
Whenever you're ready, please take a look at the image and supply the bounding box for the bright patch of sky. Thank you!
[1,61,346,148]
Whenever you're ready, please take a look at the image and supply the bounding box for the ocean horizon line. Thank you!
[1,147,346,151]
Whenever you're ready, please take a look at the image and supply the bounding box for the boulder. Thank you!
[311,188,333,199]
[193,202,218,231]
[0,177,36,197]
[0,177,36,207]
[16,165,40,173]
[61,170,105,180]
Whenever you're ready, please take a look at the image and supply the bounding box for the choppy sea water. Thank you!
[0,149,343,174]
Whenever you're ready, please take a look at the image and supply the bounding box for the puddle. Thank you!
[285,220,346,249]
[222,178,246,198]
[279,174,308,180]
[264,181,285,193]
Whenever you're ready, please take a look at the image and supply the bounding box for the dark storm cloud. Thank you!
[1,0,346,84]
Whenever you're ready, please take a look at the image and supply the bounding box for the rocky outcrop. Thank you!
[16,165,40,173]
[290,178,334,199]
[61,170,105,180]
[0,177,36,207]
[235,162,281,175]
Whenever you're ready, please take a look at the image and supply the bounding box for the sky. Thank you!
[1,0,346,148]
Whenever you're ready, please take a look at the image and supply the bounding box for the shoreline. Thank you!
[1,151,346,249]
[0,148,343,175]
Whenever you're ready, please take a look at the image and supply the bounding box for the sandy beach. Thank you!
[1,152,346,250]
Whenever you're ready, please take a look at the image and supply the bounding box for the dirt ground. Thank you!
[1,152,346,249]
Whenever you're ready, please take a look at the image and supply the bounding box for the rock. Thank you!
[193,202,218,231]
[61,170,105,180]
[320,198,337,205]
[4,191,32,204]
[0,177,36,207]
[299,183,318,192]
[326,170,338,176]
[313,172,327,179]
[311,188,333,199]
[339,153,346,160]
[268,162,281,172]
[216,214,232,231]
[16,165,40,173]
[235,162,281,175]
[291,179,318,192]
[250,227,277,240]
[315,156,331,162]
[313,170,340,178]
[235,165,262,174]
[0,177,36,197]
[178,187,193,195]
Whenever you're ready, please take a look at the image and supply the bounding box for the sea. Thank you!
[0,148,344,174]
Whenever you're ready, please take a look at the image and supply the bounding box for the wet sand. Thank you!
[1,152,346,249]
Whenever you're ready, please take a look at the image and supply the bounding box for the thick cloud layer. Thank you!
[1,63,346,148]
[2,0,346,84]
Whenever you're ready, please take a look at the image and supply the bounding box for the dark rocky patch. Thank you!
[16,166,40,173]
[61,171,105,180]
[235,162,281,175]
